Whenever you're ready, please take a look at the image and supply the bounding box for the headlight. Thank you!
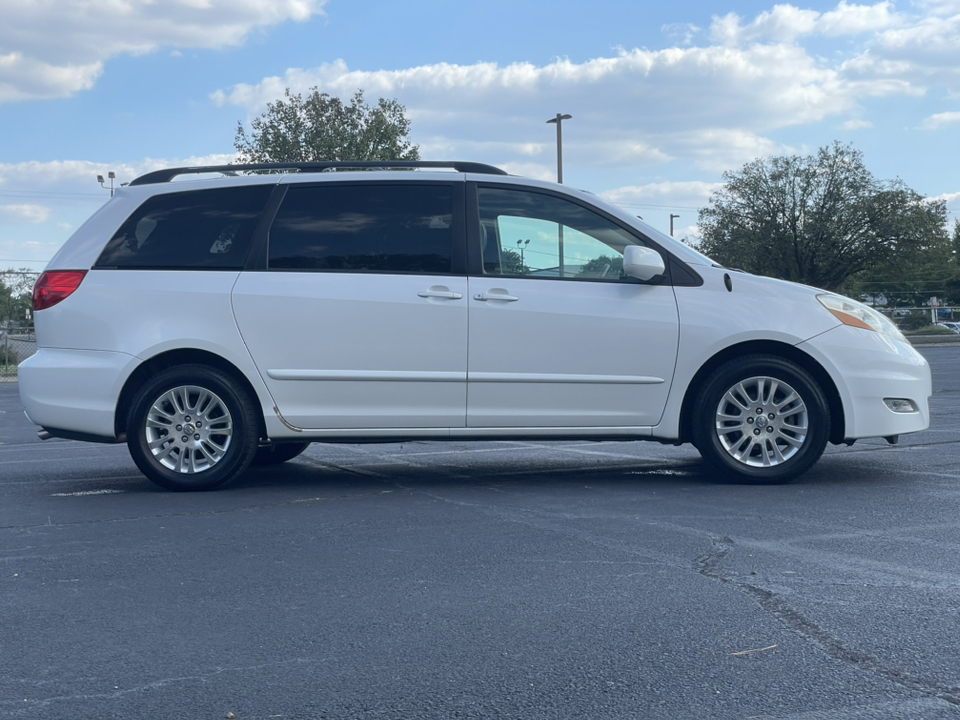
[816,294,906,341]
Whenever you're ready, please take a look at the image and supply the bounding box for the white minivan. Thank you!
[19,161,931,490]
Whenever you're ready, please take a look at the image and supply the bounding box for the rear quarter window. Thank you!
[94,186,273,269]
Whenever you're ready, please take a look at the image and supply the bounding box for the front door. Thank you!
[467,186,679,428]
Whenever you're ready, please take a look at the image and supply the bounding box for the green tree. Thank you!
[499,248,529,275]
[1,269,39,326]
[234,88,420,163]
[935,220,960,307]
[578,254,623,279]
[0,279,12,321]
[847,213,959,308]
[697,142,949,291]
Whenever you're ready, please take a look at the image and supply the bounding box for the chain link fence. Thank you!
[1,271,40,381]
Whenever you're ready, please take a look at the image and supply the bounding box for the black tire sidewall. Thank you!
[693,355,830,484]
[127,365,259,491]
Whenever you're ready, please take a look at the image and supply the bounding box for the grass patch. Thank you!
[907,324,958,335]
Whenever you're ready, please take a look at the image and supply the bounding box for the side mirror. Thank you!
[623,245,666,281]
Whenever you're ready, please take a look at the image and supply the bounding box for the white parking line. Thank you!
[50,489,126,497]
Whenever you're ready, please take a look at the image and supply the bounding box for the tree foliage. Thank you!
[235,88,420,163]
[499,248,529,275]
[0,269,37,324]
[579,254,623,279]
[697,143,950,292]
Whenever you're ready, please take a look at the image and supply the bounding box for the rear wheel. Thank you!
[253,441,310,465]
[127,365,259,491]
[692,355,830,484]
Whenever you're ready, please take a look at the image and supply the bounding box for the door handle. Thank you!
[418,290,463,299]
[473,292,519,302]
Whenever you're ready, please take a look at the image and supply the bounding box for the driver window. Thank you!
[478,187,644,281]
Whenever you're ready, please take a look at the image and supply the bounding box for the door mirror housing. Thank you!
[623,245,666,281]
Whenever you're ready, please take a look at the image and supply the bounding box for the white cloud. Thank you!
[661,23,701,46]
[818,2,900,36]
[711,2,900,46]
[0,0,327,104]
[711,6,820,45]
[209,2,960,180]
[929,190,960,206]
[213,44,858,159]
[922,111,960,129]
[679,130,792,173]
[497,163,556,183]
[841,3,960,94]
[602,181,722,211]
[0,204,51,224]
[0,155,237,192]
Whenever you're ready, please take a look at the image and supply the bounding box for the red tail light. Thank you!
[33,270,88,311]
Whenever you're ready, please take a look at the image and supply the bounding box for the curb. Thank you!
[906,334,960,345]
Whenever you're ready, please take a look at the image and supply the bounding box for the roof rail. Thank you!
[129,161,508,186]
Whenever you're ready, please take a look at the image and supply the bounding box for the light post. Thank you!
[97,171,117,197]
[517,238,530,267]
[545,113,572,184]
[670,214,680,237]
[546,113,572,275]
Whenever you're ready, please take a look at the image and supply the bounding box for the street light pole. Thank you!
[546,113,572,276]
[517,238,529,266]
[97,171,117,197]
[545,113,572,184]
[670,214,680,237]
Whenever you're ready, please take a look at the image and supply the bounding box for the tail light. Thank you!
[33,270,88,311]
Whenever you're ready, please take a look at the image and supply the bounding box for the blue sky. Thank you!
[1,0,959,271]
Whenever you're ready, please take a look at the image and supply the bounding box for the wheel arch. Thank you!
[115,349,267,440]
[678,340,845,445]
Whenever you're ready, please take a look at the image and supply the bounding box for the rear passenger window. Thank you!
[95,186,272,269]
[268,184,454,273]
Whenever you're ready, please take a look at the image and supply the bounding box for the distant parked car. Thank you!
[937,322,960,334]
[20,161,932,490]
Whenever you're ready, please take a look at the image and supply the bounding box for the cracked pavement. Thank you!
[1,345,959,719]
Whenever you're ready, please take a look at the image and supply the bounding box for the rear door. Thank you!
[232,180,468,430]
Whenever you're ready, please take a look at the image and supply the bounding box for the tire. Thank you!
[252,441,310,465]
[691,355,830,484]
[126,365,260,491]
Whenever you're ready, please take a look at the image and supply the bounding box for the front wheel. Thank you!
[127,365,260,491]
[692,355,830,484]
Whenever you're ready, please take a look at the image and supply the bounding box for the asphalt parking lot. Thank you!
[2,345,959,719]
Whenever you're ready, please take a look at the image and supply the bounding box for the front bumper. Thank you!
[799,326,931,440]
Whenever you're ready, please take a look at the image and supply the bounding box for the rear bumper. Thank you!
[18,348,139,439]
[799,326,931,439]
